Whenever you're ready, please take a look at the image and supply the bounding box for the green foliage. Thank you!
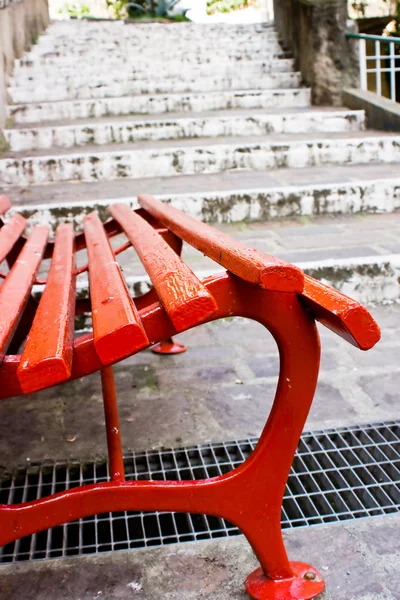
[206,0,249,14]
[106,0,129,18]
[107,0,182,19]
[58,3,91,18]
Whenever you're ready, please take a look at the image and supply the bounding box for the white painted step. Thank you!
[12,58,294,82]
[4,109,365,152]
[19,47,290,67]
[10,59,295,89]
[27,40,283,59]
[7,166,399,231]
[1,133,399,186]
[4,166,399,238]
[35,23,278,44]
[8,72,302,103]
[8,89,311,125]
[36,28,279,44]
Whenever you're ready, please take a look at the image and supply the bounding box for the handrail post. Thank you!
[390,41,396,102]
[360,38,367,91]
[375,40,382,96]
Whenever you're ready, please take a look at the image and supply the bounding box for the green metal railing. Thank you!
[346,32,400,102]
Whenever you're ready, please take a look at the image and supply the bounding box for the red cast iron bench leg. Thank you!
[0,194,380,600]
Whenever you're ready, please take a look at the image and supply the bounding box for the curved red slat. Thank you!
[0,195,12,216]
[84,212,149,365]
[0,226,49,363]
[0,213,26,263]
[138,194,304,293]
[17,224,76,393]
[109,203,218,331]
[300,275,381,350]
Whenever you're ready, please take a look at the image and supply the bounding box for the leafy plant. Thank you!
[58,2,91,17]
[107,0,182,18]
[206,0,250,14]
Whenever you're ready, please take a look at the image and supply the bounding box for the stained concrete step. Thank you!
[1,132,399,186]
[3,108,365,152]
[39,20,276,40]
[8,72,302,104]
[19,47,291,66]
[10,59,295,89]
[35,28,279,45]
[5,165,399,226]
[12,58,295,83]
[8,88,311,125]
[28,38,283,58]
[32,26,278,45]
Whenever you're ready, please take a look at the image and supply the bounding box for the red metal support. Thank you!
[151,338,187,355]
[101,365,125,483]
[0,275,325,599]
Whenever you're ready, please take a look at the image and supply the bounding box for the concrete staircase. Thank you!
[1,19,400,305]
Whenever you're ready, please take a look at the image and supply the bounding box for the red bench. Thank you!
[0,194,380,600]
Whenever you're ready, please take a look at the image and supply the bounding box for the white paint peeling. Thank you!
[1,136,399,186]
[9,89,311,125]
[8,72,302,103]
[12,59,295,85]
[9,178,400,235]
[4,110,365,152]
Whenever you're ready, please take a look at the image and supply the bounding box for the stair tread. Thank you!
[7,106,359,130]
[3,164,398,207]
[2,130,398,160]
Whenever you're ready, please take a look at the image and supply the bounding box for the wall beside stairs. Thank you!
[0,0,49,131]
[273,0,359,105]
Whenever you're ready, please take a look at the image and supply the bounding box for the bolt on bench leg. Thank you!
[101,365,125,482]
[246,563,324,600]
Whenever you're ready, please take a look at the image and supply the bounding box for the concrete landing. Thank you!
[0,514,399,599]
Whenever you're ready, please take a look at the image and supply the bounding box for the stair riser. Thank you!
[12,59,294,83]
[12,179,400,235]
[11,60,295,88]
[9,89,311,125]
[34,30,278,45]
[20,49,290,67]
[46,22,274,31]
[2,137,399,186]
[9,73,302,103]
[36,33,279,46]
[42,25,276,35]
[27,41,283,58]
[4,112,365,152]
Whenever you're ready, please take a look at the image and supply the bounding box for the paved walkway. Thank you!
[0,514,398,599]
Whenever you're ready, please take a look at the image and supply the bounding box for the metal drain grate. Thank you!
[0,420,399,563]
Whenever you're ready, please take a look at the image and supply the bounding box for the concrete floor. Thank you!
[0,515,399,599]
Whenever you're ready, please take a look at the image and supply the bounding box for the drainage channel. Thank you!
[0,420,399,563]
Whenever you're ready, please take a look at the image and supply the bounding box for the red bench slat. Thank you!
[84,212,149,364]
[300,275,381,350]
[17,224,76,393]
[109,203,218,331]
[138,195,304,293]
[0,226,49,363]
[0,213,27,263]
[0,195,12,216]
